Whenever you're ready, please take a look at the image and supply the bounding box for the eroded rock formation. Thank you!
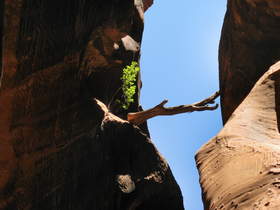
[219,0,280,123]
[0,1,184,209]
[197,62,280,209]
[197,1,280,209]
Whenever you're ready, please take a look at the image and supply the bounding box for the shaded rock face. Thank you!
[0,0,3,79]
[143,0,153,11]
[219,0,280,123]
[0,0,184,209]
[91,100,184,210]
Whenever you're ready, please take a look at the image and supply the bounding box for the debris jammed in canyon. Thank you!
[127,91,219,125]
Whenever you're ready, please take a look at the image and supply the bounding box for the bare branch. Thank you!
[127,91,220,125]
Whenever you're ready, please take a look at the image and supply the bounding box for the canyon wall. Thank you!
[0,1,184,209]
[219,0,280,124]
[197,1,280,209]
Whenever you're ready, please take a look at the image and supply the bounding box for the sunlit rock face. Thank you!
[197,62,280,210]
[197,1,280,209]
[219,0,280,123]
[0,0,184,209]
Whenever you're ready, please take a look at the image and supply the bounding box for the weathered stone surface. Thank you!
[197,62,280,210]
[219,0,280,123]
[0,0,184,209]
[94,100,184,210]
[197,1,280,209]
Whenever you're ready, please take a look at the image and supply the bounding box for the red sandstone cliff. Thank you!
[197,1,280,209]
[4,1,280,209]
[0,1,184,209]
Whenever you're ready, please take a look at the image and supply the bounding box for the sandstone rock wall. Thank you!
[0,1,184,209]
[219,0,280,123]
[197,62,280,209]
[197,1,280,209]
[0,0,3,81]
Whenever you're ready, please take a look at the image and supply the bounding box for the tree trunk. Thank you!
[127,91,219,125]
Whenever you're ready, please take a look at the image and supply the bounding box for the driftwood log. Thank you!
[127,91,220,125]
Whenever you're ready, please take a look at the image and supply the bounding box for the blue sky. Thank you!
[140,1,227,209]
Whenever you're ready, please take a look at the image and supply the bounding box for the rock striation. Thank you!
[219,0,280,123]
[197,1,280,209]
[197,62,280,210]
[0,0,184,209]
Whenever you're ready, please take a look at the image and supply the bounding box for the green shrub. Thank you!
[120,61,140,110]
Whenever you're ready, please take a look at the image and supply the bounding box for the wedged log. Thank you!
[196,61,280,210]
[128,91,219,125]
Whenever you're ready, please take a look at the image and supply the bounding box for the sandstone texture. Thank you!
[219,0,280,123]
[0,1,184,209]
[197,1,280,209]
[197,62,280,209]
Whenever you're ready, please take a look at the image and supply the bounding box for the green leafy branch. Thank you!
[120,61,140,110]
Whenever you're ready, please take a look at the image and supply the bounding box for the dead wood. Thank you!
[127,91,220,125]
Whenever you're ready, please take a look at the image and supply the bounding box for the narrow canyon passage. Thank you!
[140,2,226,209]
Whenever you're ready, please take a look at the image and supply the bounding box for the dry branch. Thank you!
[127,91,220,125]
